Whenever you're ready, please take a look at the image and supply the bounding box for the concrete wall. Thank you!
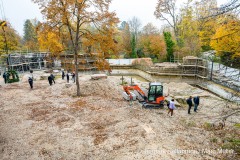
[111,69,203,84]
[106,59,134,65]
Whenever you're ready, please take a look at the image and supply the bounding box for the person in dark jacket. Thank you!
[62,71,65,80]
[28,77,33,89]
[66,72,69,83]
[72,72,75,83]
[3,72,7,84]
[193,96,200,112]
[48,75,53,86]
[186,96,193,114]
[50,74,55,84]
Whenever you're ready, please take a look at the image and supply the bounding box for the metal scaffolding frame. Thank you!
[59,52,97,72]
[181,57,208,80]
[0,52,49,72]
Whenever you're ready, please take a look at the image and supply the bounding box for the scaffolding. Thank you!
[0,52,49,72]
[131,57,208,80]
[181,56,208,82]
[59,52,97,72]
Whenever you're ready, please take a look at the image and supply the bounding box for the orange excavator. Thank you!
[123,82,165,108]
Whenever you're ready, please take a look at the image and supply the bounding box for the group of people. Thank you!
[27,73,56,89]
[26,70,75,89]
[61,71,75,83]
[187,96,200,114]
[167,96,200,116]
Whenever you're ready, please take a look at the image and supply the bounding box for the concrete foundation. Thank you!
[111,69,239,103]
[111,69,204,84]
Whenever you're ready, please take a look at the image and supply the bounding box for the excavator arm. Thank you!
[123,85,146,100]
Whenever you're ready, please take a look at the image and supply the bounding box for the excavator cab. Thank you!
[148,82,163,102]
[142,82,164,108]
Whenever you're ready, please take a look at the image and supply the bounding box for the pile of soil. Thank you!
[132,58,153,66]
[62,76,123,100]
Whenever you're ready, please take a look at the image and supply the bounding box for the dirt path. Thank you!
[0,74,238,160]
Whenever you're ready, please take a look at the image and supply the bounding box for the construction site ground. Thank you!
[0,72,239,160]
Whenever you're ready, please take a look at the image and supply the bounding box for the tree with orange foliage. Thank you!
[139,23,166,61]
[83,24,120,70]
[33,0,119,96]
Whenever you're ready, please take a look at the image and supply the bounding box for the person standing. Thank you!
[28,77,33,89]
[72,72,75,83]
[168,99,176,116]
[3,72,7,84]
[48,75,53,86]
[193,96,200,112]
[62,70,65,80]
[66,72,69,83]
[50,74,55,84]
[186,96,193,114]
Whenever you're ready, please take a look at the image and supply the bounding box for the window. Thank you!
[156,86,163,96]
[149,86,156,94]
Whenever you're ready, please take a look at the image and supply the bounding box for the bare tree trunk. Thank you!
[75,11,81,97]
[74,52,80,96]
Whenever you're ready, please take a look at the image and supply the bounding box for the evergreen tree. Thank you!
[23,19,38,50]
[163,32,175,61]
[23,20,35,42]
[130,34,137,58]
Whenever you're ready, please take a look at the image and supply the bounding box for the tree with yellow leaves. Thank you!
[33,0,119,96]
[210,16,240,68]
[195,0,218,51]
[0,22,21,54]
[178,2,201,56]
[38,26,63,56]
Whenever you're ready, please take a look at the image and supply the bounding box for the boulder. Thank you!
[91,74,107,80]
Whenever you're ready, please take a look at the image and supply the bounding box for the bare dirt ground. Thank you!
[0,72,239,160]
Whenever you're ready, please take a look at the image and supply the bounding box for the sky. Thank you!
[1,0,229,37]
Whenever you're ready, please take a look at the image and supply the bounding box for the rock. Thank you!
[53,70,60,73]
[91,74,107,80]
